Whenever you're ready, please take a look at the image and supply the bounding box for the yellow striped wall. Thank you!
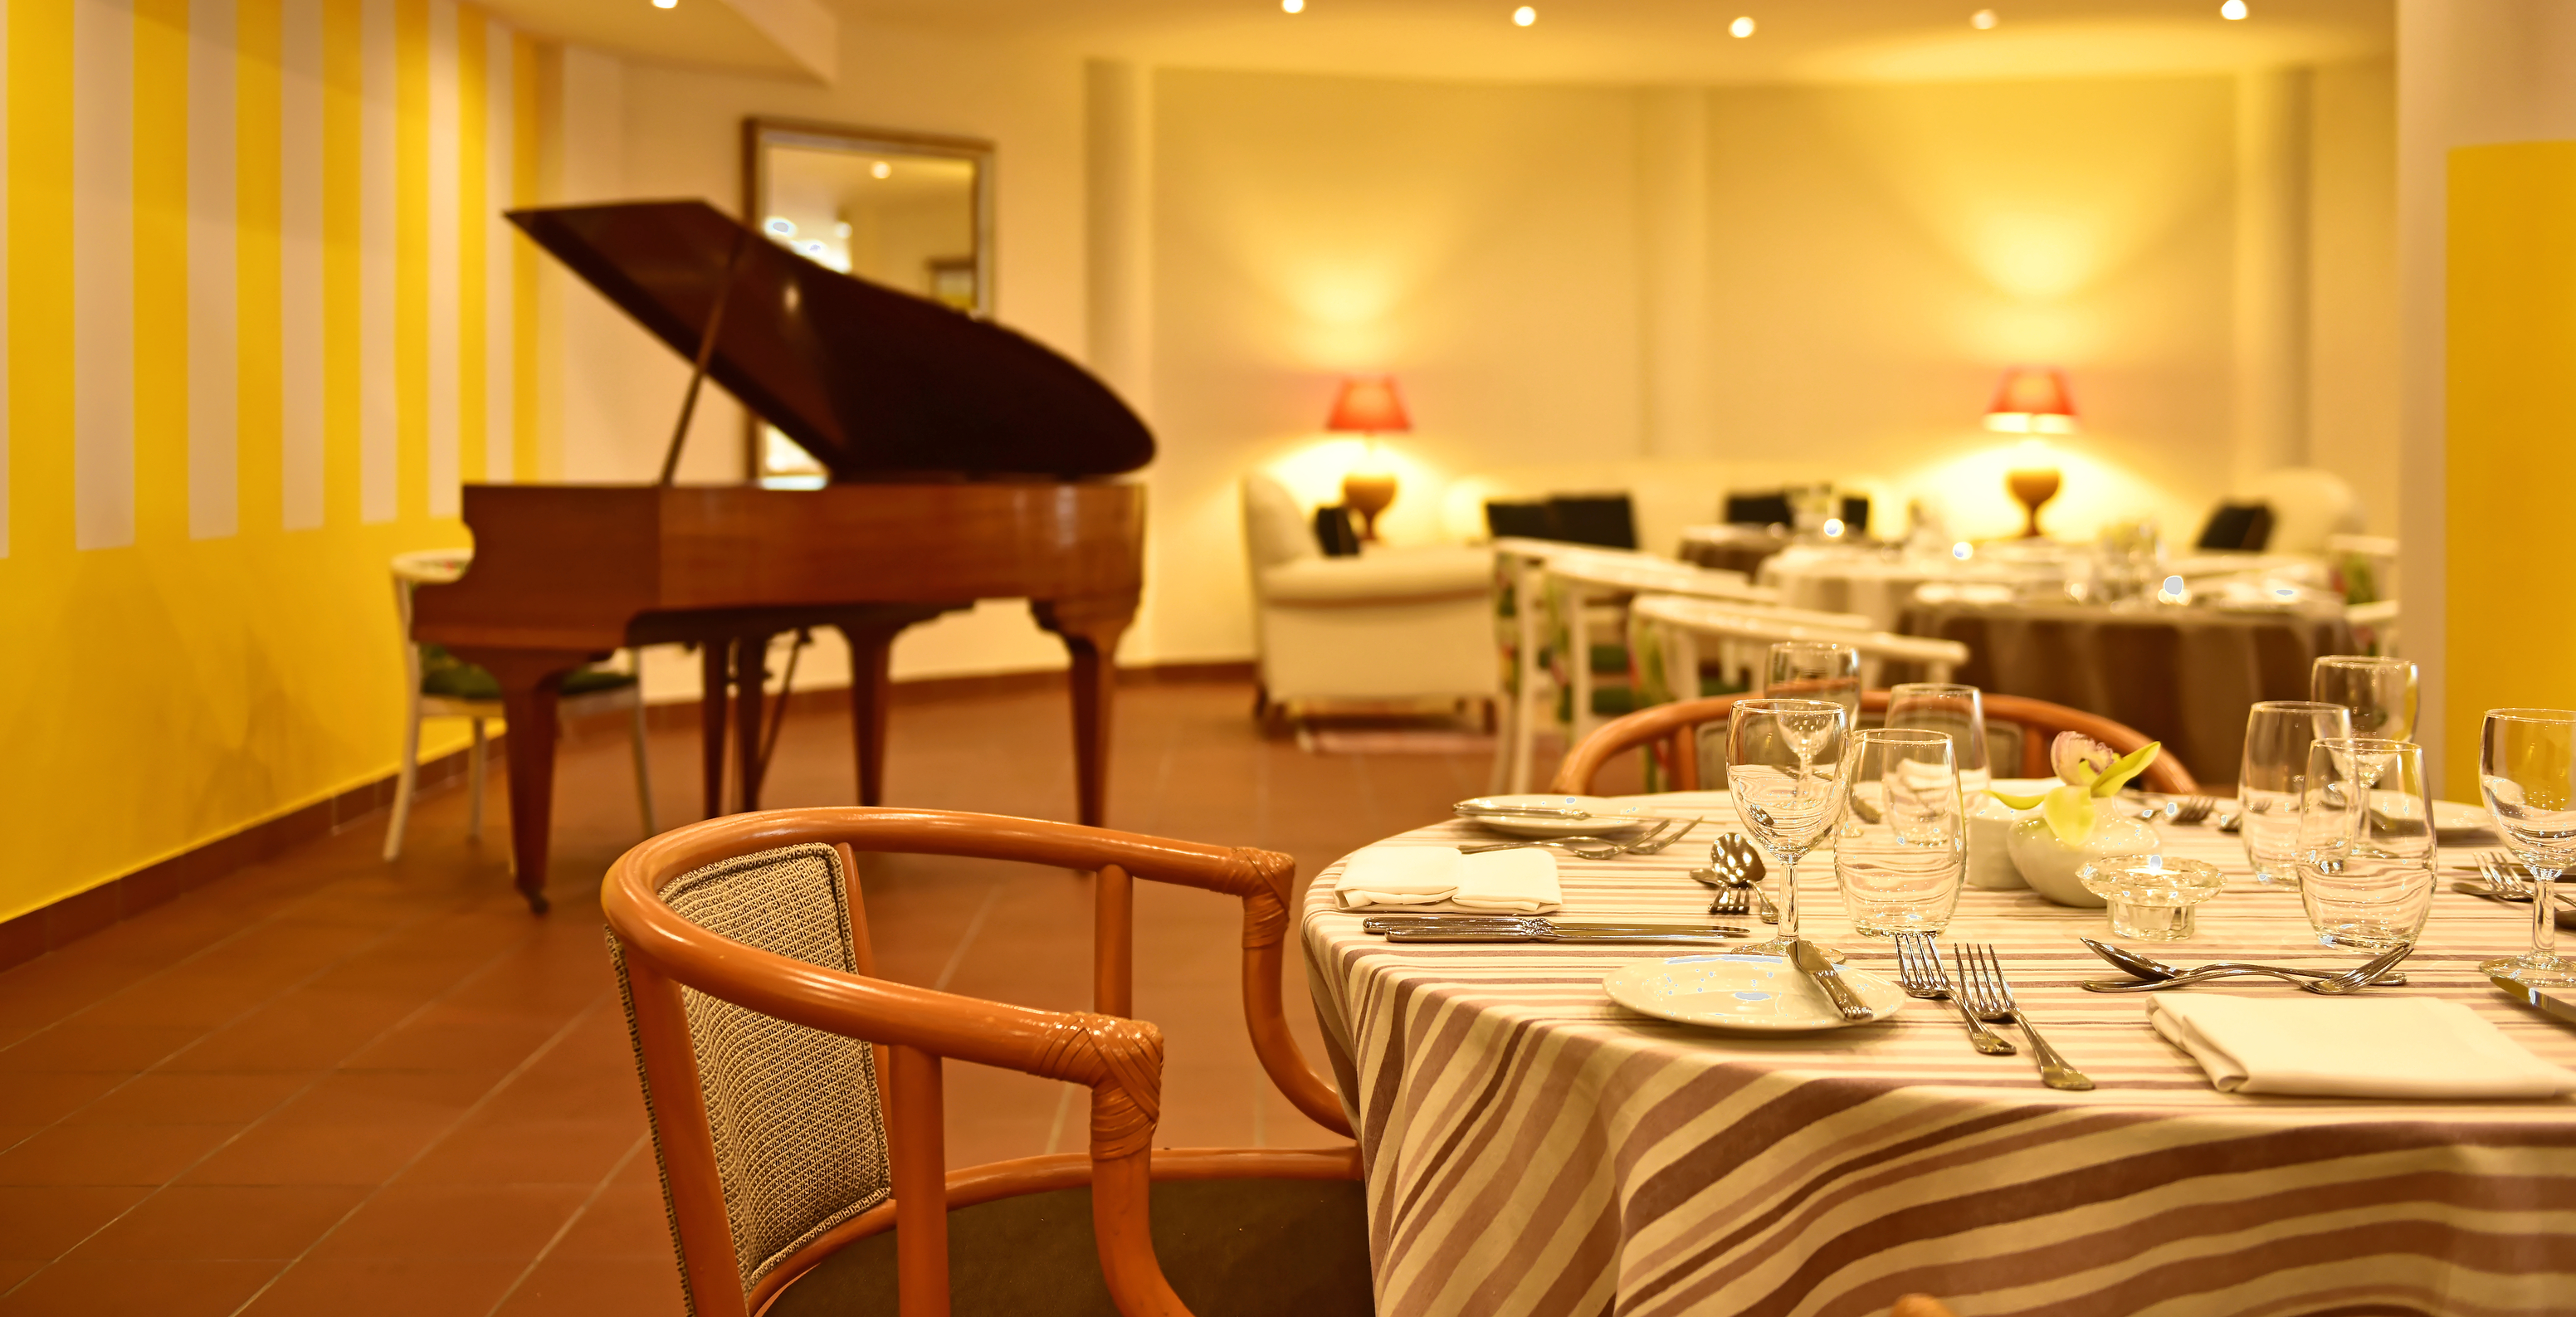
[2444,140,2576,798]
[0,0,552,922]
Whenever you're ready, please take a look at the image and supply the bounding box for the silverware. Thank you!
[1706,884,1754,917]
[2491,974,2576,1026]
[1454,802,1593,820]
[1789,939,1875,1021]
[1627,817,1703,854]
[1361,914,1704,934]
[1893,932,2013,1056]
[2474,853,2576,905]
[1461,817,1677,861]
[2078,942,2413,995]
[2132,794,2217,824]
[1954,944,2093,1090]
[1380,916,1750,945]
[2215,809,2243,834]
[2079,937,2411,988]
[1705,834,1779,924]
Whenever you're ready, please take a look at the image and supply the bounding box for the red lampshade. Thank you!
[1983,367,2079,435]
[1325,377,1412,434]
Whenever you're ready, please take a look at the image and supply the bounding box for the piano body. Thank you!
[412,200,1152,911]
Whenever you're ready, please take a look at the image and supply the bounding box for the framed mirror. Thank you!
[742,117,995,485]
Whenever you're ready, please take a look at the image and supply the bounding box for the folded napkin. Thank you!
[2148,994,2576,1100]
[1332,846,1561,914]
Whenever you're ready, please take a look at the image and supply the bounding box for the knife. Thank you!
[1382,921,1750,945]
[1790,939,1876,1021]
[1363,915,1702,934]
[1454,803,1593,820]
[2491,975,2576,1027]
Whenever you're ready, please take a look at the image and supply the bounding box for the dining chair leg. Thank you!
[466,717,488,841]
[383,705,423,861]
[628,695,659,837]
[1487,682,1519,793]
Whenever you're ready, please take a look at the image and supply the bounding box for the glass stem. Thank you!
[1778,853,1800,944]
[2537,867,2562,963]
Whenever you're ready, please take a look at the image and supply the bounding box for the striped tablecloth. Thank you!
[1298,796,2576,1317]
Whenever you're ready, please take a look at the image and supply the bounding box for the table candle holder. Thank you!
[2077,855,2223,940]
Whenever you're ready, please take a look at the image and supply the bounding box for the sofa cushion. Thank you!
[1311,505,1361,557]
[1241,474,1318,572]
[1260,545,1490,606]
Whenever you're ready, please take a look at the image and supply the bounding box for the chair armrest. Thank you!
[1259,546,1490,606]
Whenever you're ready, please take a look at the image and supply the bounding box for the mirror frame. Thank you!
[739,116,997,480]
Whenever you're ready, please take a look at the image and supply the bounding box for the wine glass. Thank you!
[1833,729,1964,937]
[1884,682,1988,793]
[2295,737,2436,951]
[2479,708,2576,987]
[1765,641,1861,726]
[1727,697,1851,955]
[2311,656,2418,739]
[2239,700,2354,885]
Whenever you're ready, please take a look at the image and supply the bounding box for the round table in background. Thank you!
[1301,800,2576,1317]
[1760,544,2076,630]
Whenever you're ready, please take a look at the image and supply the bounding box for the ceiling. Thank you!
[479,0,839,80]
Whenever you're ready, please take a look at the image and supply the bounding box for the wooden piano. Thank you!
[412,200,1152,912]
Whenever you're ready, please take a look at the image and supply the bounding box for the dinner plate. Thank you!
[1454,794,1656,837]
[2435,799,2496,838]
[1603,954,1907,1032]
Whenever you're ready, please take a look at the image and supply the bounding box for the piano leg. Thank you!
[838,622,904,807]
[700,641,729,817]
[1033,596,1137,828]
[450,648,590,914]
[735,632,775,812]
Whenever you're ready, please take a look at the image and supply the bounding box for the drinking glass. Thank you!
[1833,729,1964,936]
[2238,700,2354,885]
[2478,708,2576,987]
[1765,641,1861,725]
[1884,683,1989,793]
[2311,656,2419,740]
[1727,697,1851,954]
[2295,737,2436,951]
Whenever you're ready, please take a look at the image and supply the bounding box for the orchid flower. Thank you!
[1992,732,2162,844]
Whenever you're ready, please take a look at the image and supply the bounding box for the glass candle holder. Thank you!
[2078,855,2224,940]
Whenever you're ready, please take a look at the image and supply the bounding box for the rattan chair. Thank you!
[1551,690,2199,796]
[602,807,1367,1317]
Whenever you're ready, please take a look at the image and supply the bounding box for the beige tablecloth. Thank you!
[1302,802,2576,1317]
[1900,599,2356,786]
[1675,525,1791,578]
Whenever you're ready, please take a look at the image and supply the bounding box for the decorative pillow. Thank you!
[1485,500,1555,541]
[1312,505,1362,557]
[1725,491,1794,527]
[1839,495,1871,534]
[2196,502,2275,551]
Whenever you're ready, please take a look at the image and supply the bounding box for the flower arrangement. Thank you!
[1992,732,2163,844]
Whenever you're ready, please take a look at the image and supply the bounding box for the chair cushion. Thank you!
[418,645,636,700]
[1260,546,1490,605]
[768,1177,1372,1317]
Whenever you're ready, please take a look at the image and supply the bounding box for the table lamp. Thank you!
[1327,376,1412,540]
[1985,368,2077,538]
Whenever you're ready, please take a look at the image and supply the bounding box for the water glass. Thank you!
[2311,655,2418,740]
[2295,737,2436,950]
[2238,700,2354,885]
[1765,641,1861,725]
[1833,729,1964,936]
[1727,698,1851,953]
[2479,708,2576,987]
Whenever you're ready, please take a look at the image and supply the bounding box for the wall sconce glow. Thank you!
[1951,541,1975,561]
[1983,367,2081,435]
[870,161,892,179]
[1513,6,1537,27]
[1729,16,1756,37]
[763,217,795,237]
[1282,0,1303,12]
[1970,8,1998,28]
[2220,0,2247,17]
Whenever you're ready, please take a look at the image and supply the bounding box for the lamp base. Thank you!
[1342,473,1398,541]
[2006,468,2061,539]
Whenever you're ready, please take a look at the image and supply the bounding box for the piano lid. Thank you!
[508,199,1154,480]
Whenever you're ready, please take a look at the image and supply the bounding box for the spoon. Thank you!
[2080,942,2413,994]
[2081,937,2411,986]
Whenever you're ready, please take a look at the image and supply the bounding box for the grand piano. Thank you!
[412,200,1151,912]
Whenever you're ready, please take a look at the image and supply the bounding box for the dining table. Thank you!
[1300,798,2576,1317]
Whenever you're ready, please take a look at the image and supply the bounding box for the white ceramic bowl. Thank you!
[2006,813,2161,908]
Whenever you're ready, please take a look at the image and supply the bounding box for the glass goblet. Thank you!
[1765,641,1861,727]
[2479,708,2576,987]
[1727,697,1851,955]
[2311,655,2418,740]
[2238,700,2353,885]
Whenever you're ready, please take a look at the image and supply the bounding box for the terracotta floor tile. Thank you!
[0,1123,240,1188]
[490,1256,686,1317]
[0,1257,279,1317]
[235,1256,522,1317]
[400,1119,637,1188]
[0,1184,152,1260]
[179,1121,446,1188]
[68,1184,369,1261]
[308,1183,589,1261]
[65,1071,315,1127]
[0,1026,206,1076]
[265,1068,495,1128]
[0,1073,120,1127]
[536,1180,670,1263]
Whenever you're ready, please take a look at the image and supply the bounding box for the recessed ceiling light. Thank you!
[871,161,891,179]
[1730,15,1755,37]
[2221,0,2247,17]
[651,0,676,9]
[1512,6,1535,26]
[764,217,795,237]
[1281,0,1302,12]
[1970,8,1998,29]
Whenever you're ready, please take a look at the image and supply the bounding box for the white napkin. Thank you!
[1332,846,1561,914]
[2147,994,2576,1100]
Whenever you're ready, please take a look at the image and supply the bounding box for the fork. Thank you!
[1627,817,1704,855]
[1461,817,1676,861]
[2135,795,2217,824]
[2476,853,2576,906]
[1705,833,1780,923]
[1893,932,2014,1056]
[1707,884,1754,918]
[1954,944,2094,1090]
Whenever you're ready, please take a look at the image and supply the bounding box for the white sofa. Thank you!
[1241,475,1498,715]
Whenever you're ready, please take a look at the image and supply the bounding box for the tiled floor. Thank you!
[0,678,1525,1315]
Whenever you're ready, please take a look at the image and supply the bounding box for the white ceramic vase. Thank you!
[1964,794,2029,890]
[2006,813,2162,908]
